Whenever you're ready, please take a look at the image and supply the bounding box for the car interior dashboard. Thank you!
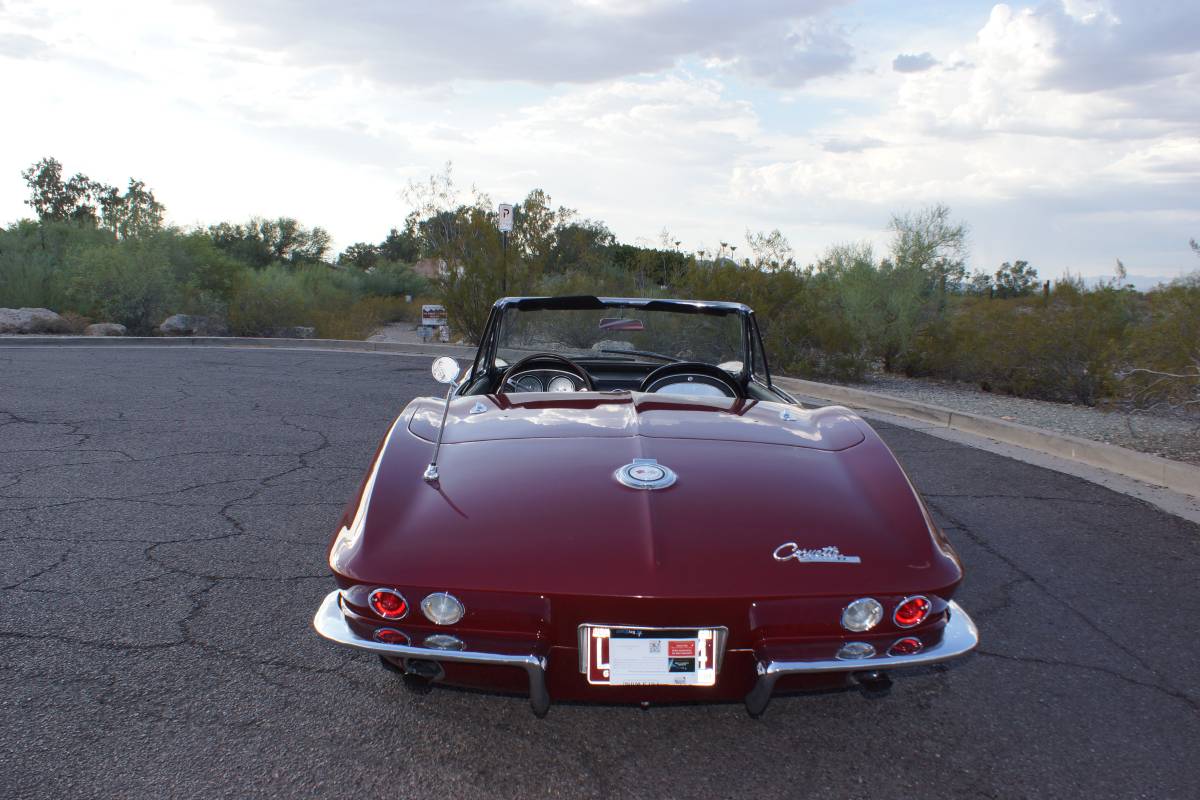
[462,357,787,403]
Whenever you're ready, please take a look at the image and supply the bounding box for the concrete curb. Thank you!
[4,334,1195,498]
[775,376,1199,498]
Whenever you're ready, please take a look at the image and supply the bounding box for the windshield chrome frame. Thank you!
[475,296,757,389]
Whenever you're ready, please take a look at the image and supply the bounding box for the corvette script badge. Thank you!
[773,543,862,564]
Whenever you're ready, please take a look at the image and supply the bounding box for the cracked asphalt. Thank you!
[1,347,1197,800]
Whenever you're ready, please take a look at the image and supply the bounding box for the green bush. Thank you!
[224,264,423,338]
[65,235,179,333]
[0,220,110,309]
[225,265,312,336]
[1123,277,1200,410]
[676,258,873,381]
[358,260,430,297]
[310,296,412,340]
[903,282,1136,404]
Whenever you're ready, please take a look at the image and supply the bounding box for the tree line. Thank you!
[1,157,1196,412]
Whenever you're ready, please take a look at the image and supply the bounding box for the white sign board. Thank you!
[497,203,514,233]
[421,304,447,327]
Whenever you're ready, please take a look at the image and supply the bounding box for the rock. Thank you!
[84,323,127,337]
[270,326,316,339]
[158,314,228,336]
[159,314,198,335]
[0,307,68,334]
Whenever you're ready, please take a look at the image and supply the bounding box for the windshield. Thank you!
[495,306,745,368]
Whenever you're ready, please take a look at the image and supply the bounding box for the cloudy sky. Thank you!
[1,0,1197,279]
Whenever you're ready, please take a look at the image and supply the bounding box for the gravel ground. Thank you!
[369,322,463,346]
[843,373,1200,467]
[368,322,426,345]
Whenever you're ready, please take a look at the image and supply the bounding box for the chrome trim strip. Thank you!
[744,600,979,717]
[312,590,551,717]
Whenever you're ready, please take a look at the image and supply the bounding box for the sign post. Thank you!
[497,203,513,295]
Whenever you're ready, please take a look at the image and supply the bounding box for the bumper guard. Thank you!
[312,590,551,717]
[744,599,979,716]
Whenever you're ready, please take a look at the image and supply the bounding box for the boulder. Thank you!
[0,307,68,334]
[159,314,198,335]
[158,314,228,336]
[84,323,127,337]
[272,326,316,339]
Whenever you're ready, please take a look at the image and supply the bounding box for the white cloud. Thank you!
[822,136,886,153]
[892,52,938,73]
[733,1,1200,273]
[0,0,1196,278]
[199,0,856,88]
[0,30,46,57]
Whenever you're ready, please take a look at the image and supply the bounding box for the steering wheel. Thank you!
[499,353,595,393]
[638,362,746,399]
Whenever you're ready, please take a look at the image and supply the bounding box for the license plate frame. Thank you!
[580,625,726,686]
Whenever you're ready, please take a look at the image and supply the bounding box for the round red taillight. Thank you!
[374,627,409,645]
[894,595,931,628]
[888,636,924,656]
[368,588,408,620]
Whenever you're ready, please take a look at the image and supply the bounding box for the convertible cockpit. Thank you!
[459,296,779,402]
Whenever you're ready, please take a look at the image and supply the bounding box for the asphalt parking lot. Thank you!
[2,347,1197,799]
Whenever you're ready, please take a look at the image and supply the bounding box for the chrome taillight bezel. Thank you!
[368,588,409,620]
[893,595,932,629]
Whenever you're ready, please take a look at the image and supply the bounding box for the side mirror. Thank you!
[431,356,461,385]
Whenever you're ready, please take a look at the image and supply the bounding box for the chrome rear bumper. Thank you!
[315,590,977,718]
[312,590,551,717]
[744,599,979,716]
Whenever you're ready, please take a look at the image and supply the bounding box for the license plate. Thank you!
[584,627,718,686]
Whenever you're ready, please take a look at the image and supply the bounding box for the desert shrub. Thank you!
[537,262,642,298]
[0,220,110,309]
[676,258,874,381]
[169,231,250,310]
[65,235,179,333]
[904,282,1135,404]
[224,264,417,339]
[1123,275,1200,411]
[358,260,430,297]
[310,296,411,340]
[225,265,312,336]
[58,312,91,334]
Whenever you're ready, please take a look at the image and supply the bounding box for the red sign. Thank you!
[668,640,695,657]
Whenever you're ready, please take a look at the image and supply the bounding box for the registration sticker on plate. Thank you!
[585,627,718,686]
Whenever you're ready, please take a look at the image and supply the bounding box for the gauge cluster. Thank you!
[505,369,584,393]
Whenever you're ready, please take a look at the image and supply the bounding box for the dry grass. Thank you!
[309,296,412,340]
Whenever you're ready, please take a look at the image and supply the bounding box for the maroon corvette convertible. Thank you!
[313,296,978,716]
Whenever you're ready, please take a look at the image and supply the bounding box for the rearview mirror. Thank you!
[431,356,461,384]
[599,317,645,332]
